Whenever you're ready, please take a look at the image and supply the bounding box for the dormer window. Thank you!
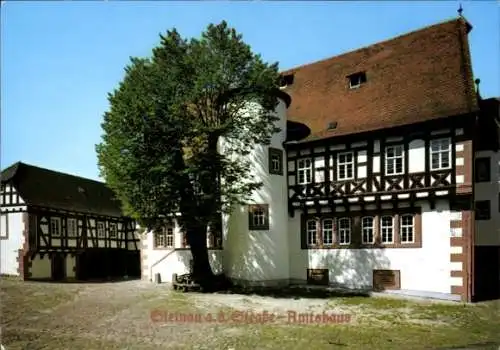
[348,72,367,89]
[280,74,294,88]
[327,121,338,130]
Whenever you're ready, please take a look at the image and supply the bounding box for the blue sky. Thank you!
[1,1,499,181]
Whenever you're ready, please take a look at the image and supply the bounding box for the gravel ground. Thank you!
[1,278,499,350]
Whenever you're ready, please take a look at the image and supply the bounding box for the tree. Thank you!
[96,21,282,289]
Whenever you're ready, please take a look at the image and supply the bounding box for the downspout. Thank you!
[457,16,477,303]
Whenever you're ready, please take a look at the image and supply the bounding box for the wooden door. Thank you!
[474,246,500,302]
[51,254,66,281]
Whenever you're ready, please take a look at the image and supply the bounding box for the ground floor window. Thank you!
[302,210,421,249]
[361,217,374,244]
[154,226,174,249]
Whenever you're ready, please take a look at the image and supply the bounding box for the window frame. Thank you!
[361,216,375,244]
[154,228,166,248]
[154,226,174,249]
[348,72,367,89]
[67,218,77,238]
[321,218,334,246]
[306,219,317,246]
[269,147,284,176]
[301,211,421,249]
[248,204,270,231]
[0,213,8,239]
[475,200,491,220]
[430,138,452,171]
[50,217,61,237]
[165,227,174,247]
[97,221,105,238]
[297,158,312,185]
[337,217,351,245]
[400,214,415,244]
[380,216,394,244]
[385,144,404,175]
[109,222,118,238]
[475,157,491,183]
[337,152,354,181]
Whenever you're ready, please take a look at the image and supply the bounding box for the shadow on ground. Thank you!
[208,285,370,299]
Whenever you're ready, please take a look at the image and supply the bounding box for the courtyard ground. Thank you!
[1,278,499,349]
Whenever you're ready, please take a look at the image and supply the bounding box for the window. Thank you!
[165,227,174,247]
[180,231,190,248]
[208,215,223,248]
[269,148,283,175]
[67,218,77,238]
[338,218,351,245]
[280,74,294,88]
[307,220,317,246]
[475,157,491,183]
[327,121,338,130]
[380,216,394,243]
[302,212,422,249]
[430,138,451,170]
[207,231,221,248]
[322,219,334,245]
[297,159,312,184]
[248,204,269,230]
[348,71,367,89]
[109,223,118,238]
[50,217,61,237]
[154,227,174,248]
[475,200,491,220]
[337,152,354,180]
[252,208,265,226]
[385,145,404,175]
[0,214,8,239]
[97,222,105,238]
[362,216,374,244]
[400,215,414,243]
[154,228,165,248]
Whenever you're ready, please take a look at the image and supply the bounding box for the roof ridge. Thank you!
[0,161,21,182]
[280,16,465,74]
[1,161,106,186]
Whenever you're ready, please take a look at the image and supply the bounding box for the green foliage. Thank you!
[96,21,281,230]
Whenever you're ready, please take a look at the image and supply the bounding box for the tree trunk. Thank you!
[186,225,215,290]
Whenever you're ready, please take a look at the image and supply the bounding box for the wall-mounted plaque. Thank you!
[307,268,329,286]
[373,269,401,291]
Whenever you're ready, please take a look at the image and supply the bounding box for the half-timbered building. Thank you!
[0,162,140,281]
[140,15,500,301]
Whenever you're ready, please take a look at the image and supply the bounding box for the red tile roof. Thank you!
[281,17,479,142]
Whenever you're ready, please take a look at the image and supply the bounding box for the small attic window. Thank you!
[280,74,294,88]
[348,72,367,89]
[327,121,338,130]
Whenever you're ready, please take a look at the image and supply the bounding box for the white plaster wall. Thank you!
[289,200,455,294]
[142,228,223,283]
[408,139,426,173]
[30,255,51,279]
[475,150,500,246]
[66,255,76,278]
[0,212,24,276]
[222,98,290,283]
[149,249,223,283]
